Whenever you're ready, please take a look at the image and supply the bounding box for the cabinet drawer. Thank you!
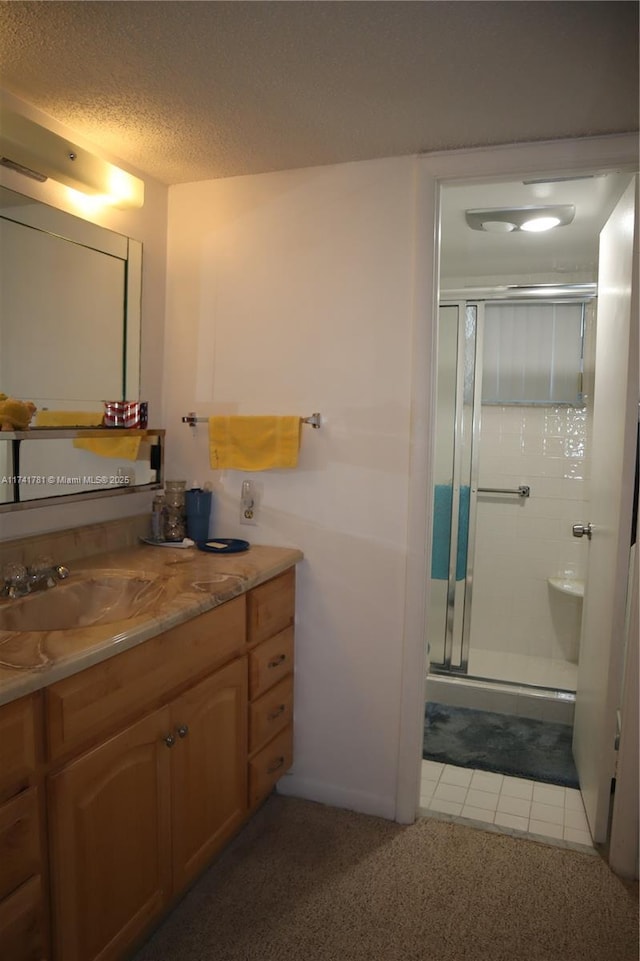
[247,568,295,647]
[0,788,40,901]
[0,874,46,961]
[248,725,293,809]
[249,627,294,700]
[46,595,246,762]
[249,676,293,756]
[0,694,40,804]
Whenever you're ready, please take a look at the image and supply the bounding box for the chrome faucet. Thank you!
[2,556,70,598]
[2,562,29,598]
[27,557,70,592]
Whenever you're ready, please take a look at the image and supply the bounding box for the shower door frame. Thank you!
[432,299,484,675]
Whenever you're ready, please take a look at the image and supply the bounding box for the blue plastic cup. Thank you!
[185,488,212,542]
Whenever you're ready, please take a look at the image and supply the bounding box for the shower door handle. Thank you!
[477,485,530,498]
[572,523,593,540]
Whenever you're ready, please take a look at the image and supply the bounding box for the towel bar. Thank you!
[477,485,530,498]
[182,412,322,429]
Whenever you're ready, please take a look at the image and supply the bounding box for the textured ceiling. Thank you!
[0,1,638,186]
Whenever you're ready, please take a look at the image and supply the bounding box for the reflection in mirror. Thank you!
[2,217,125,402]
[0,186,141,411]
[0,186,153,510]
[0,430,164,511]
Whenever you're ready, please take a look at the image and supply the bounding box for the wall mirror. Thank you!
[0,185,141,406]
[0,186,160,511]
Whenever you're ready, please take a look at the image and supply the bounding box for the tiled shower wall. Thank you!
[469,403,590,666]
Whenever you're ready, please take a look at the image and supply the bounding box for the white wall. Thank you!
[0,91,168,542]
[165,157,419,816]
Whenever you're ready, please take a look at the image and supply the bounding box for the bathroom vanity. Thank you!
[0,534,301,961]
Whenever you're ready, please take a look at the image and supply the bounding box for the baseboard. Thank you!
[276,773,397,820]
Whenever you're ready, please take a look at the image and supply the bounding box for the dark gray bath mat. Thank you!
[423,701,579,788]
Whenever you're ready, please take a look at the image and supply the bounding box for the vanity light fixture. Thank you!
[465,205,575,234]
[0,107,144,209]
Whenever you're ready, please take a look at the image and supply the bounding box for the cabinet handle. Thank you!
[268,654,287,669]
[163,733,176,748]
[267,755,285,774]
[267,704,286,721]
[176,724,189,738]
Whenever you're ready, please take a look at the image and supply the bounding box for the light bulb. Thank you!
[520,216,562,232]
[481,220,517,233]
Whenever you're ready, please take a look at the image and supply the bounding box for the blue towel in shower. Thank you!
[431,485,469,581]
[457,485,470,579]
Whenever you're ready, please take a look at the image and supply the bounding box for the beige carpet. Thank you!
[133,795,639,961]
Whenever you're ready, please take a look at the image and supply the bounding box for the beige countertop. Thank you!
[0,542,303,707]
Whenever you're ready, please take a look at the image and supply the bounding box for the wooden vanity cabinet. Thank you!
[0,693,49,961]
[0,565,296,961]
[247,569,295,809]
[46,599,248,961]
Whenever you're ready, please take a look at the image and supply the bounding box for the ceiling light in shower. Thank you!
[465,205,575,234]
[520,215,562,232]
[480,220,517,233]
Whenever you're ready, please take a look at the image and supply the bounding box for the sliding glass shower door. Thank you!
[428,295,589,693]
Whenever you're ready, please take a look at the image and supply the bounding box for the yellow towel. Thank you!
[209,416,301,471]
[35,411,103,427]
[35,411,141,459]
[73,437,141,461]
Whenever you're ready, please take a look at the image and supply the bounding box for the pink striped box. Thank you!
[103,401,148,429]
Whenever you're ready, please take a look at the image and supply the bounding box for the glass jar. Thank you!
[163,480,186,542]
[150,493,165,542]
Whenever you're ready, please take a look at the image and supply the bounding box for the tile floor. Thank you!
[419,759,593,848]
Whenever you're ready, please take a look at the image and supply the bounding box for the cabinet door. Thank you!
[48,707,172,961]
[171,657,248,891]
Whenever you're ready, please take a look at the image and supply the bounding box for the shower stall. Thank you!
[427,287,595,721]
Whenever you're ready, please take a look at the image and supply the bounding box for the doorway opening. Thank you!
[419,168,634,849]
